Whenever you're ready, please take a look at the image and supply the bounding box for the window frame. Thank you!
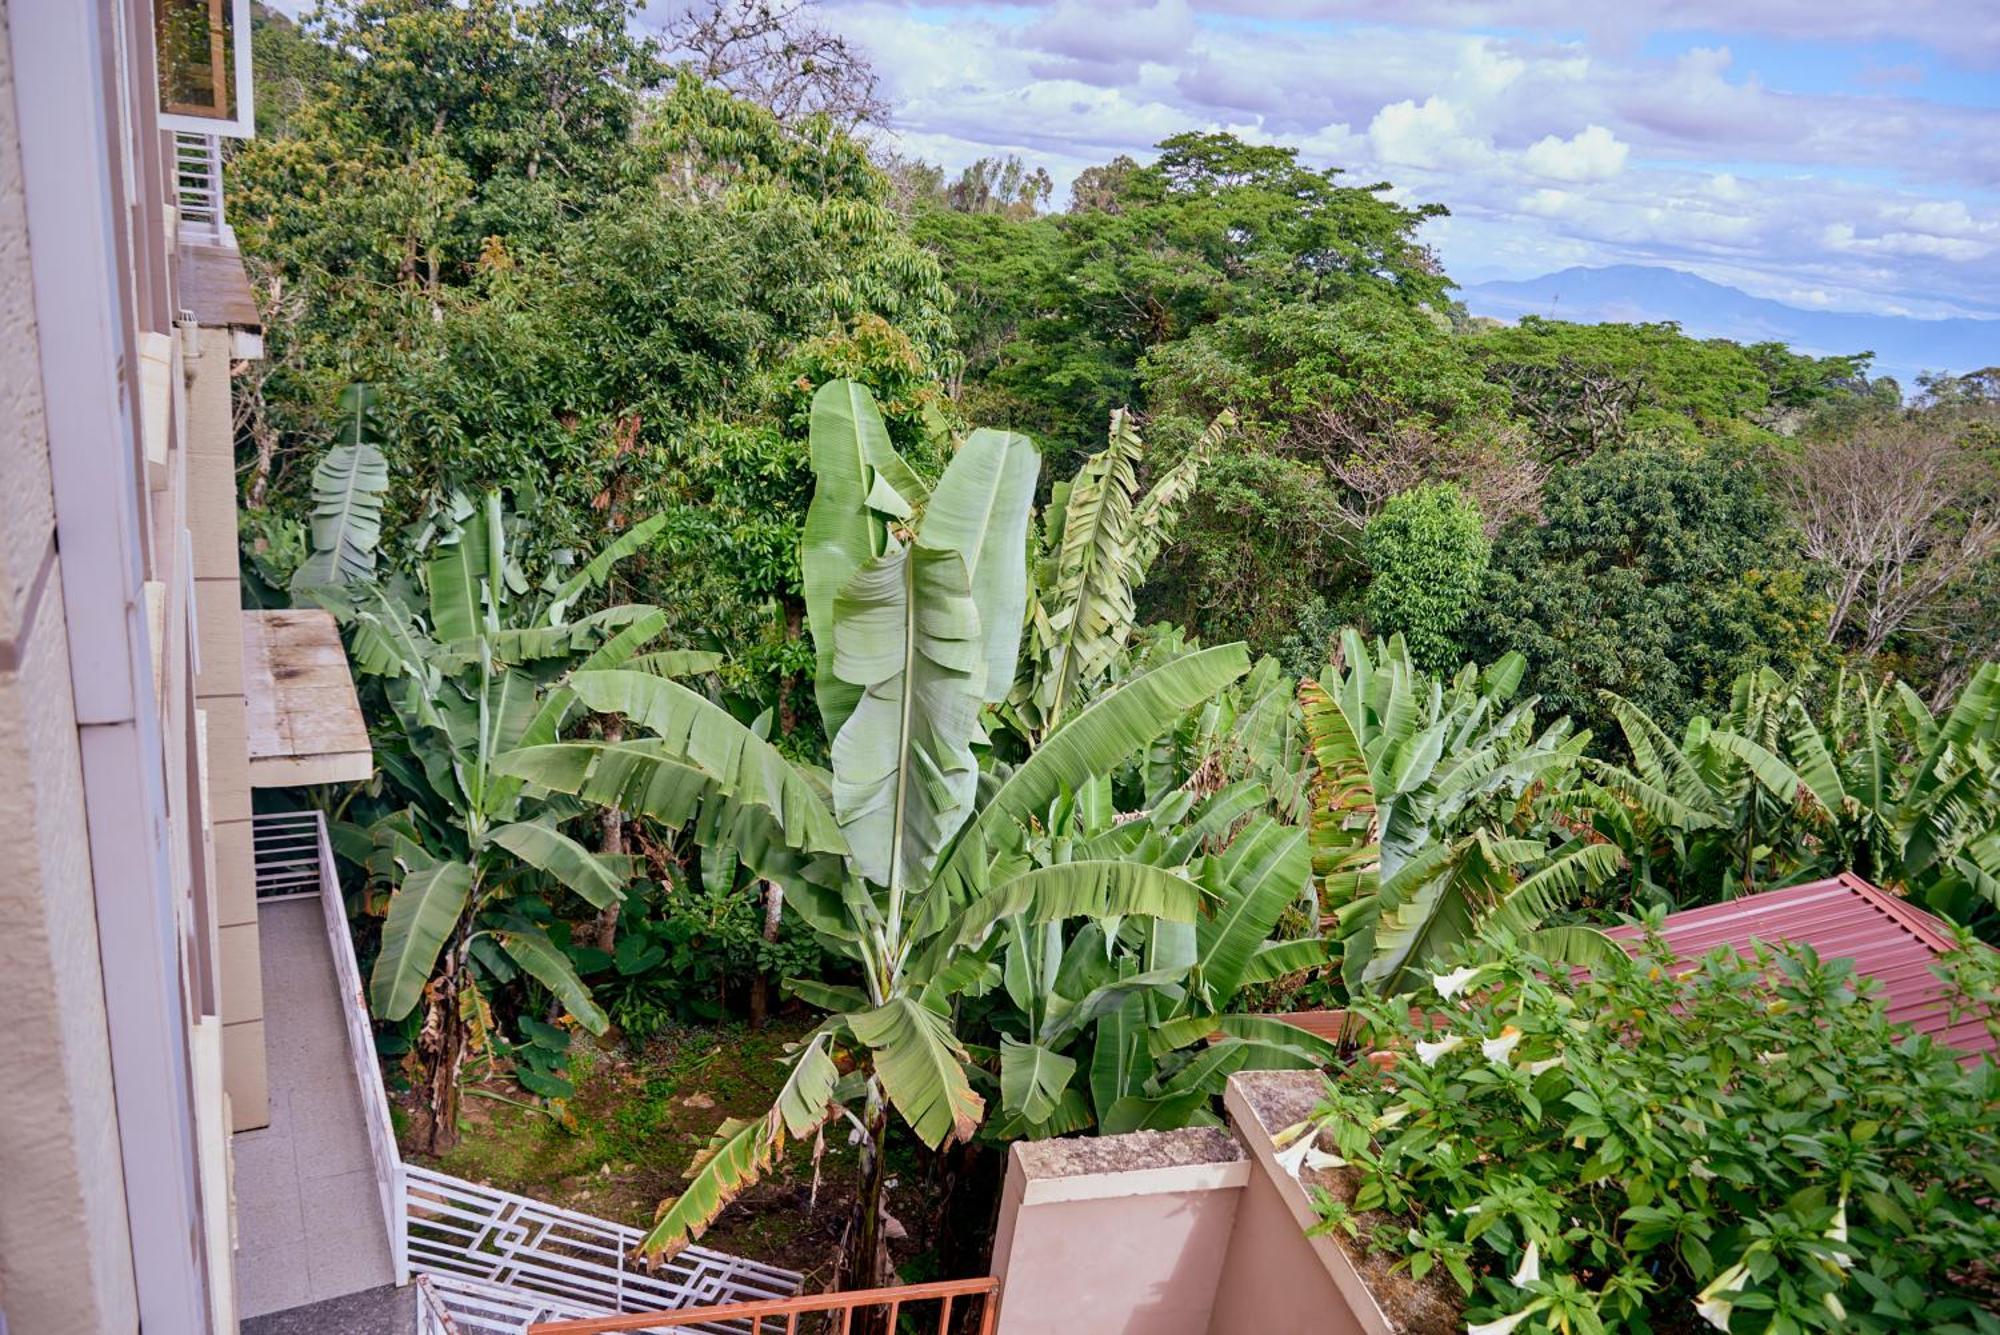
[155,0,255,139]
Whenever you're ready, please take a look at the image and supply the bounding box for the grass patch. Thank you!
[402,1016,868,1283]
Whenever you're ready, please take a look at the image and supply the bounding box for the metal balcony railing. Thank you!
[524,1277,1003,1335]
[173,130,227,244]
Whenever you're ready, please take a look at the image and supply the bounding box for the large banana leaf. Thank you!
[1000,1036,1077,1123]
[370,860,475,1020]
[1040,410,1141,725]
[927,643,1252,920]
[1125,410,1223,574]
[492,927,608,1033]
[639,1032,845,1261]
[563,671,846,856]
[947,861,1208,947]
[545,513,669,624]
[491,740,838,889]
[1090,993,1147,1121]
[921,426,1040,703]
[1300,677,1377,880]
[292,385,389,591]
[803,381,926,739]
[427,496,501,644]
[487,820,630,909]
[1187,816,1311,1008]
[828,544,985,891]
[849,997,984,1147]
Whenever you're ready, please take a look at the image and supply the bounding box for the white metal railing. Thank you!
[173,130,227,244]
[250,810,803,1329]
[404,1165,797,1329]
[416,1275,459,1335]
[415,1272,774,1335]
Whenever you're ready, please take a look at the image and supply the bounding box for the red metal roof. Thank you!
[1606,874,1994,1057]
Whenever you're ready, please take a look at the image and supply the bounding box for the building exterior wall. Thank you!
[0,568,143,1335]
[989,1081,1399,1335]
[0,0,269,1327]
[0,5,143,1326]
[189,322,268,1129]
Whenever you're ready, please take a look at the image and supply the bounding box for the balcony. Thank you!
[239,811,803,1334]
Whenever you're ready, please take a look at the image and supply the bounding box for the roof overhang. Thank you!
[242,608,373,787]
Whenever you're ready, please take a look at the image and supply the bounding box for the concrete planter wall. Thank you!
[988,1071,1399,1335]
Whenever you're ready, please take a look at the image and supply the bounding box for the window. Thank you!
[156,0,254,138]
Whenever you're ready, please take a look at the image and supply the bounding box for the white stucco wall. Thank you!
[0,5,142,1327]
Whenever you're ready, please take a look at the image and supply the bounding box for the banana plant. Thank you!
[973,773,1336,1140]
[496,381,1253,1280]
[1580,663,2000,935]
[1302,631,1623,997]
[291,383,391,592]
[330,493,691,1153]
[1008,409,1226,742]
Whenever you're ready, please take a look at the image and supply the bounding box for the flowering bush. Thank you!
[1294,933,2000,1334]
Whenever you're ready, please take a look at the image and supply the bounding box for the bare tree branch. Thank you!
[1780,421,2000,657]
[662,0,889,129]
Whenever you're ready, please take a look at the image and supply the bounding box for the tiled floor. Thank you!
[233,897,399,1319]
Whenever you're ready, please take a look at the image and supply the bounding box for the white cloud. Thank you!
[1368,97,1493,171]
[1522,124,1629,181]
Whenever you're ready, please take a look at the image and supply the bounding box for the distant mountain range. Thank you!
[1461,265,1998,391]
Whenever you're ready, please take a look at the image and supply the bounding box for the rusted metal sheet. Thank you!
[1607,874,1993,1056]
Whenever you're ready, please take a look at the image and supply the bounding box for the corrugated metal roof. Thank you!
[1606,874,1994,1057]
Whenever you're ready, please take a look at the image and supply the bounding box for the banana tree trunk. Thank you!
[415,926,471,1155]
[843,1101,894,1306]
[748,879,784,1030]
[591,715,626,952]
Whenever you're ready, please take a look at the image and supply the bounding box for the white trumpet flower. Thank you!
[1370,1104,1413,1132]
[1481,1026,1524,1065]
[1522,1056,1564,1077]
[1827,1197,1853,1269]
[1414,1034,1466,1066]
[1431,965,1485,1000]
[1694,1261,1752,1331]
[1467,1301,1548,1335]
[1510,1238,1541,1288]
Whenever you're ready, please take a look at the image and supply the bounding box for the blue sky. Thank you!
[764,0,2000,320]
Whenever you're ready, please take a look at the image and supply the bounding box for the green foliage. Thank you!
[235,17,956,740]
[914,131,1451,460]
[501,382,1253,1262]
[1300,633,1617,996]
[1465,441,1828,740]
[323,493,696,1143]
[1144,450,1356,649]
[1299,937,2000,1334]
[1362,484,1489,674]
[1471,317,1870,449]
[1143,294,1502,443]
[1579,664,2000,936]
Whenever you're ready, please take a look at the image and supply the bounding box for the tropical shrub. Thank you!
[326,494,699,1152]
[1301,633,1622,998]
[1009,408,1220,743]
[497,381,1253,1278]
[1291,936,2000,1334]
[968,772,1338,1140]
[1576,663,2000,936]
[1362,483,1489,674]
[1464,440,1828,741]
